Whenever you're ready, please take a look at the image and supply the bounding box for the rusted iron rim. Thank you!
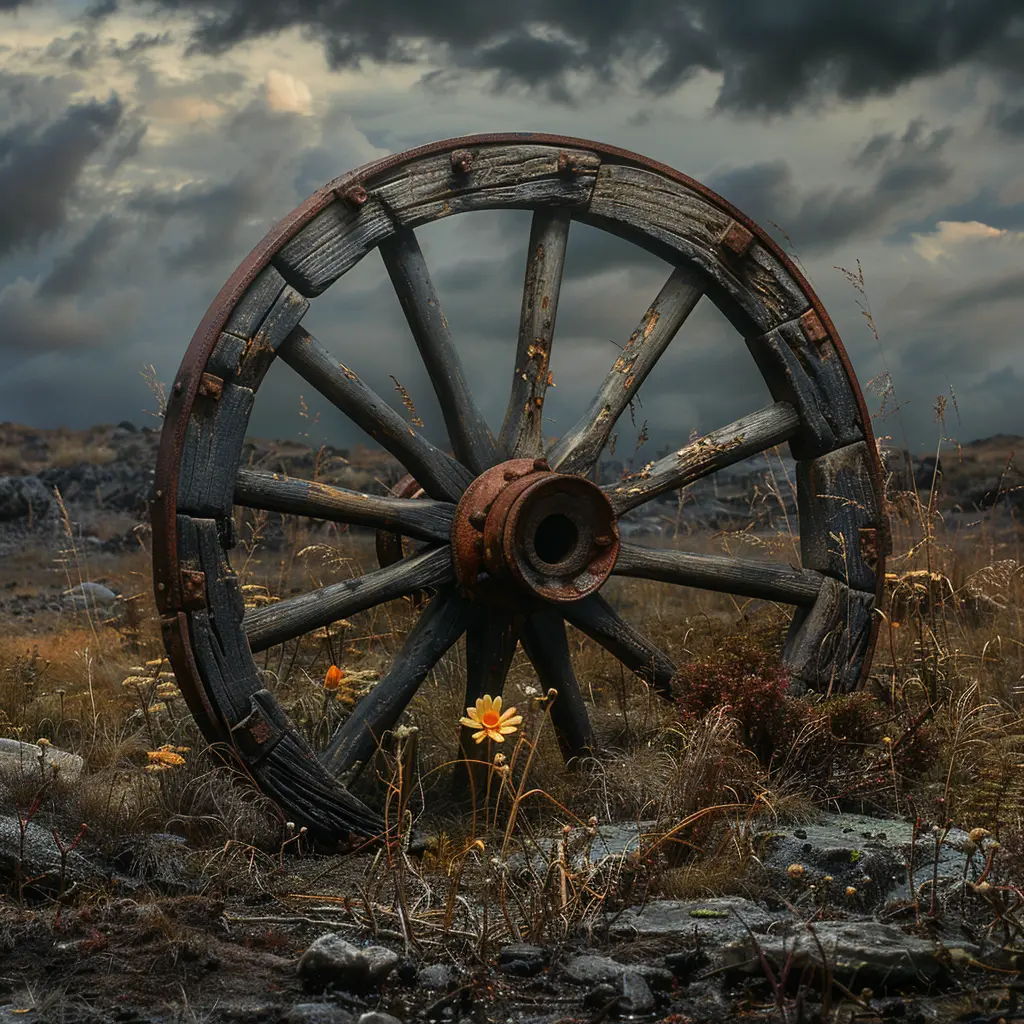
[153,132,888,812]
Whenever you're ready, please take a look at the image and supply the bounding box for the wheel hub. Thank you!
[452,458,619,603]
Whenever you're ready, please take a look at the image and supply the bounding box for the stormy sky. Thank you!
[1,1,1022,459]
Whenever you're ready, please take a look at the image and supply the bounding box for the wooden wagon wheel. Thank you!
[152,133,889,842]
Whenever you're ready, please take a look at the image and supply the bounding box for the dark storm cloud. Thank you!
[937,270,1024,317]
[709,120,954,252]
[987,100,1024,138]
[136,0,1024,112]
[36,213,124,298]
[0,94,122,258]
[127,172,270,272]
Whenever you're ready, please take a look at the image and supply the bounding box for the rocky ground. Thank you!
[0,420,1019,571]
[0,797,1020,1023]
[0,422,1022,1022]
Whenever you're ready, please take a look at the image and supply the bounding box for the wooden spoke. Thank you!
[379,227,497,474]
[498,209,571,459]
[613,543,824,606]
[277,326,472,502]
[321,587,472,777]
[605,401,799,516]
[243,546,453,653]
[520,608,594,764]
[563,594,677,697]
[549,266,703,474]
[234,467,454,543]
[458,608,522,791]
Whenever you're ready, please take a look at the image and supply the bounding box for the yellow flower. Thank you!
[147,749,185,768]
[460,695,522,744]
[324,664,345,691]
[969,827,991,844]
[787,863,804,880]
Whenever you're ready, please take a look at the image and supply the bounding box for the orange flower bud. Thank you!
[324,664,344,690]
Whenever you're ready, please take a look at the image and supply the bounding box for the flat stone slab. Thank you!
[722,919,976,990]
[0,738,84,787]
[608,897,786,942]
[757,813,976,908]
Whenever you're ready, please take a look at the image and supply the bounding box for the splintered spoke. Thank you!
[277,326,472,502]
[234,468,454,542]
[563,594,677,697]
[243,546,453,653]
[321,587,472,777]
[380,227,497,474]
[613,544,824,606]
[605,402,799,516]
[521,608,594,764]
[498,209,571,459]
[549,266,703,475]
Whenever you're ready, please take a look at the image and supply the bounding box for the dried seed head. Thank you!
[969,827,992,844]
[845,886,857,897]
[787,863,805,880]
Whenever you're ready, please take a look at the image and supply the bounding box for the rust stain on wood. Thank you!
[197,373,224,400]
[180,570,206,611]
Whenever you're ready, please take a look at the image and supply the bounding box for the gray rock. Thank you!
[283,1005,355,1024]
[356,1015,404,1024]
[722,920,969,989]
[0,738,84,787]
[497,943,549,976]
[0,814,106,894]
[757,813,975,908]
[416,963,460,990]
[562,955,673,990]
[62,581,119,611]
[620,971,655,1015]
[0,476,54,522]
[298,934,399,993]
[609,897,783,943]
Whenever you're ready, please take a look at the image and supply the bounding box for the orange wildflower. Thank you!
[324,664,345,691]
[459,695,522,744]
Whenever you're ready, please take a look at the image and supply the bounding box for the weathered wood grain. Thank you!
[273,196,395,297]
[604,402,800,516]
[549,266,704,474]
[207,265,309,387]
[498,208,571,459]
[612,544,824,606]
[372,144,600,228]
[579,164,808,335]
[277,326,473,502]
[235,284,309,389]
[243,545,454,653]
[782,577,875,693]
[521,608,595,763]
[234,467,454,542]
[177,515,259,728]
[228,689,385,838]
[177,383,254,518]
[223,265,289,340]
[380,227,497,474]
[272,145,599,298]
[796,441,886,592]
[321,587,472,777]
[563,593,677,697]
[746,314,863,460]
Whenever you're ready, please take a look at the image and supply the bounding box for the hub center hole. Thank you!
[533,513,579,565]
